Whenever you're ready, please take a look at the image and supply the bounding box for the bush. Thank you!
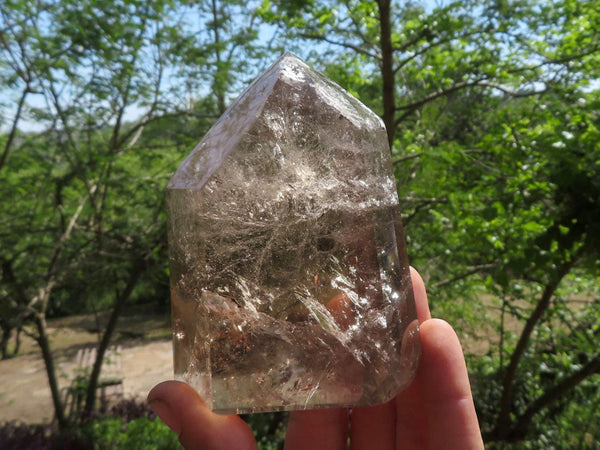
[0,398,294,449]
[0,421,90,450]
[0,399,180,450]
[75,416,180,450]
[243,412,287,450]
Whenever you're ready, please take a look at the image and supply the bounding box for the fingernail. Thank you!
[148,399,180,432]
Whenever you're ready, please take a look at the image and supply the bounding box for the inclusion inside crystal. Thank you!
[166,53,420,414]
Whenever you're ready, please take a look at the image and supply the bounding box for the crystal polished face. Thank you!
[166,53,420,414]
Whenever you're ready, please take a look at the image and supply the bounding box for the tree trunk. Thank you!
[82,259,146,417]
[34,314,67,429]
[1,326,9,360]
[493,249,583,440]
[377,0,396,147]
[210,0,226,115]
[14,325,21,355]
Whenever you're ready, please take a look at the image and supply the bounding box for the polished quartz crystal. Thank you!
[166,53,420,414]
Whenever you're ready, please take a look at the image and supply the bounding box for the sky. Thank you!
[0,0,512,135]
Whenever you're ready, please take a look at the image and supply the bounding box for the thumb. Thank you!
[148,380,258,450]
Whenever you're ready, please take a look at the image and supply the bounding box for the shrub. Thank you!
[0,399,180,450]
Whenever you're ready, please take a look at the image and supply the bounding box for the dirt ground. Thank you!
[0,295,554,424]
[0,307,174,424]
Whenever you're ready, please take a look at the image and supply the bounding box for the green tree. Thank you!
[261,0,600,444]
[0,0,185,428]
[1,0,270,428]
[170,0,267,115]
[2,0,599,444]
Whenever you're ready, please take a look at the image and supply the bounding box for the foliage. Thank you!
[169,0,269,115]
[0,399,180,450]
[243,412,287,450]
[261,0,600,445]
[0,0,265,428]
[0,402,289,449]
[75,415,180,450]
[0,417,180,450]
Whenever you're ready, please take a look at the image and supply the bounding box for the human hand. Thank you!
[148,268,484,449]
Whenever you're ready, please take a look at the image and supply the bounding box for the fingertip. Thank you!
[147,381,258,450]
[419,319,469,400]
[147,381,190,434]
[409,266,431,322]
[148,380,200,407]
[420,318,458,350]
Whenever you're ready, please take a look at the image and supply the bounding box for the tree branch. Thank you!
[115,110,207,150]
[507,42,600,76]
[432,263,499,289]
[83,257,147,418]
[400,196,448,227]
[0,85,29,172]
[392,152,422,165]
[344,2,380,56]
[395,80,483,124]
[474,81,547,97]
[297,32,381,60]
[394,79,546,125]
[377,0,395,146]
[393,29,483,74]
[520,355,600,430]
[494,246,584,438]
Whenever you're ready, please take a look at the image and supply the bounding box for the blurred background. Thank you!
[1,0,598,448]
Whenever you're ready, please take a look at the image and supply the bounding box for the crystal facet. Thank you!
[167,53,420,414]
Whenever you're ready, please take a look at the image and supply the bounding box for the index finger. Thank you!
[419,319,484,449]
